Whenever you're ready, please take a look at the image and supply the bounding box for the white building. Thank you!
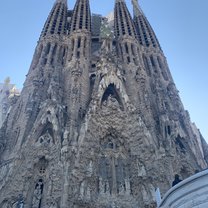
[159,169,208,208]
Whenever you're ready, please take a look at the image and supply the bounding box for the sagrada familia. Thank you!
[0,0,207,207]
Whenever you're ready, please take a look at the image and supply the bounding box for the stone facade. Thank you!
[0,0,207,207]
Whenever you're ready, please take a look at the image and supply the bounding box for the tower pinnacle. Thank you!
[114,0,137,38]
[131,0,143,17]
[40,0,68,38]
[70,0,91,32]
[0,1,208,208]
[55,0,67,4]
[132,0,161,49]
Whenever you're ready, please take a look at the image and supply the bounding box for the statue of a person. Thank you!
[32,181,43,208]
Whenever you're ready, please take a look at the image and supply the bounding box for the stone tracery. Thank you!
[98,133,131,196]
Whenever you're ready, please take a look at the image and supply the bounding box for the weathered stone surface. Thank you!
[0,0,207,207]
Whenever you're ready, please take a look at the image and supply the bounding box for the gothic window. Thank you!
[45,43,51,56]
[150,55,155,68]
[98,134,131,196]
[39,167,46,175]
[125,42,129,54]
[142,55,151,76]
[36,157,48,176]
[43,58,47,66]
[167,125,171,135]
[71,39,75,52]
[131,44,135,56]
[83,37,87,57]
[78,37,81,48]
[165,125,171,137]
[37,130,53,147]
[175,135,186,154]
[127,56,131,64]
[77,51,80,59]
[52,44,57,56]
[101,84,123,110]
[90,74,96,93]
[51,44,57,65]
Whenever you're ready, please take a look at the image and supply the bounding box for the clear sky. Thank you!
[0,0,207,142]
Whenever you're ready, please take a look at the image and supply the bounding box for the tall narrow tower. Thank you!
[0,0,207,207]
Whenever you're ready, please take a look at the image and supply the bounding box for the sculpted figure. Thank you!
[37,130,53,147]
[99,177,105,195]
[32,180,43,208]
[46,198,57,208]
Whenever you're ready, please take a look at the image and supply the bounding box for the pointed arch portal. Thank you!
[101,84,124,110]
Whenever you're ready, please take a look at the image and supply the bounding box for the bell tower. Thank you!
[0,1,207,208]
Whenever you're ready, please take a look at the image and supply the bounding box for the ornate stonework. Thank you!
[0,0,207,207]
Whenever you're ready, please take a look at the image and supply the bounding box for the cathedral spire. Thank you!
[132,0,143,17]
[132,0,161,49]
[28,0,68,71]
[40,0,68,38]
[70,0,91,32]
[114,0,137,38]
[55,0,67,4]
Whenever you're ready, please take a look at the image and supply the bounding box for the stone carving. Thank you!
[137,161,146,177]
[125,179,131,195]
[104,95,120,110]
[46,198,57,208]
[0,0,208,208]
[0,164,9,182]
[0,163,12,190]
[37,130,53,147]
[32,180,43,208]
[14,194,24,208]
[98,134,132,197]
[79,180,91,200]
[99,177,110,196]
[86,160,93,177]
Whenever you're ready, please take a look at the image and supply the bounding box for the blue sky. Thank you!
[0,0,207,142]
